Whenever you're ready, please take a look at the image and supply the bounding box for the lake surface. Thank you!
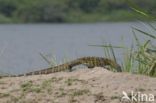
[0,22,147,74]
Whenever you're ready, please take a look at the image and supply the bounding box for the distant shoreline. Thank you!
[0,10,151,24]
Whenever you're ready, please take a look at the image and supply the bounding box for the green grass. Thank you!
[90,21,156,77]
[64,78,85,86]
[0,93,10,98]
[132,25,156,77]
[21,81,41,93]
[70,89,90,97]
[90,5,156,77]
[123,5,156,77]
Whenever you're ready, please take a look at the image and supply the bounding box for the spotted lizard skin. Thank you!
[1,56,121,77]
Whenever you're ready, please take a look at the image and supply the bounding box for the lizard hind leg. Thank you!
[87,65,95,69]
[67,65,73,72]
[84,63,95,69]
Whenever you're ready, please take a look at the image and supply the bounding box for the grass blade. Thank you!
[132,27,156,39]
[132,29,141,47]
[109,43,116,62]
[39,52,52,66]
[89,44,125,48]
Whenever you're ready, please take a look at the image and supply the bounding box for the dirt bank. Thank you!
[0,67,156,103]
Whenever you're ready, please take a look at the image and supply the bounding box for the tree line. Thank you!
[0,0,155,23]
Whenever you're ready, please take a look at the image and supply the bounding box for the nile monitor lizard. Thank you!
[1,56,121,77]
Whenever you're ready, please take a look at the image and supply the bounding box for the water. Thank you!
[0,22,146,74]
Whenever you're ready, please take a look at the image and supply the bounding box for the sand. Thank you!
[0,67,156,103]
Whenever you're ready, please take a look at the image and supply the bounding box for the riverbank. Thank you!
[0,10,137,24]
[0,67,155,103]
[1,0,155,23]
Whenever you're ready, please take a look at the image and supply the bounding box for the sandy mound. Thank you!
[0,67,156,103]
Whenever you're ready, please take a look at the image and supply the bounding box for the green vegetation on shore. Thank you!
[92,6,156,77]
[0,0,156,23]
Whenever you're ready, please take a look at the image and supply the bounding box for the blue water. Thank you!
[0,22,147,74]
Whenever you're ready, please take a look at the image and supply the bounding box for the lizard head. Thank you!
[104,58,122,72]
